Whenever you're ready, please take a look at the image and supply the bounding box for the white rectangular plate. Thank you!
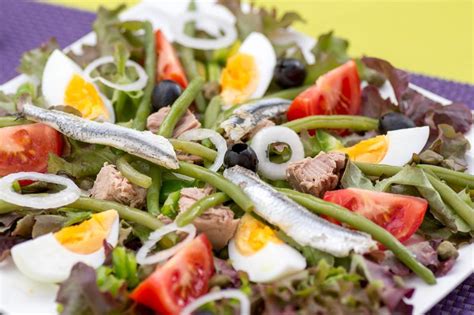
[0,1,472,314]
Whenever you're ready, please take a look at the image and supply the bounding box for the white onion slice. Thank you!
[0,172,81,209]
[250,126,305,180]
[136,222,196,265]
[181,289,250,315]
[84,56,148,92]
[173,12,237,50]
[178,128,227,172]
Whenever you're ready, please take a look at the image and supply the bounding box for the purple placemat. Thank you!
[0,1,473,314]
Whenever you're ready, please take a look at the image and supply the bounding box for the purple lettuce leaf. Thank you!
[0,235,26,262]
[360,85,399,118]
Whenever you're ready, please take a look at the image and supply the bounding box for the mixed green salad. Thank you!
[0,1,473,314]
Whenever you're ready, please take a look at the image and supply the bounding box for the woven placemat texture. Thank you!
[0,1,473,314]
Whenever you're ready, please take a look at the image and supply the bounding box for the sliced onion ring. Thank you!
[173,12,237,50]
[84,56,148,92]
[250,126,305,180]
[181,289,250,315]
[178,128,227,172]
[135,222,196,265]
[0,172,81,209]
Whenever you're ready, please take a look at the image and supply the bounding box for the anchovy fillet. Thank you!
[220,98,291,141]
[21,101,178,169]
[223,166,377,257]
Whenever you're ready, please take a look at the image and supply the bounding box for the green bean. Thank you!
[204,96,223,129]
[114,91,128,122]
[158,77,205,138]
[354,162,400,177]
[282,115,379,132]
[174,162,254,212]
[0,200,18,214]
[425,173,474,230]
[277,188,437,285]
[207,62,221,83]
[132,21,156,131]
[146,165,162,215]
[0,116,31,128]
[178,0,206,113]
[116,155,152,188]
[417,164,474,189]
[265,85,310,100]
[67,197,161,230]
[355,162,474,189]
[161,190,181,218]
[170,139,218,161]
[176,192,230,227]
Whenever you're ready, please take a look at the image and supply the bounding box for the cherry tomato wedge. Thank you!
[0,123,63,177]
[155,29,188,89]
[287,60,361,121]
[323,188,428,243]
[130,234,214,315]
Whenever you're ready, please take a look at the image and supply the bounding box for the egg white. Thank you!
[11,214,119,283]
[228,239,306,283]
[41,49,115,122]
[238,32,276,100]
[380,126,430,166]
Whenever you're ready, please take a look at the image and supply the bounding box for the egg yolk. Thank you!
[220,53,259,105]
[64,74,108,121]
[235,214,282,256]
[54,210,117,254]
[337,135,389,163]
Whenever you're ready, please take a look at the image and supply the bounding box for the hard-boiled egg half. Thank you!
[42,50,114,122]
[11,210,119,283]
[220,32,276,106]
[338,126,430,166]
[228,214,306,283]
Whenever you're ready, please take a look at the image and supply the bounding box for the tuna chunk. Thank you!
[286,152,346,197]
[178,187,239,250]
[146,106,201,137]
[91,164,146,208]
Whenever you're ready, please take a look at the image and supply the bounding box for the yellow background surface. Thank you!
[45,0,473,83]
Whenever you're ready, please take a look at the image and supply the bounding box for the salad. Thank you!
[0,1,473,314]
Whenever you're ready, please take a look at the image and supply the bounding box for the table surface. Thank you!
[0,1,473,314]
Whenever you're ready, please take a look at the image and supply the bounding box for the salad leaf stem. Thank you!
[425,173,474,230]
[278,188,437,285]
[176,192,230,227]
[116,155,152,188]
[146,165,162,216]
[0,116,31,128]
[282,115,378,132]
[132,21,156,131]
[355,162,474,189]
[169,139,218,161]
[158,77,204,138]
[174,162,254,212]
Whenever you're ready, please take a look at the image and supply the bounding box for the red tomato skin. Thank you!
[0,123,63,177]
[130,234,214,315]
[323,188,428,243]
[155,30,188,89]
[287,60,361,121]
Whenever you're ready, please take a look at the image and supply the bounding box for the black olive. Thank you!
[151,80,183,112]
[224,143,258,172]
[274,58,307,88]
[379,112,416,133]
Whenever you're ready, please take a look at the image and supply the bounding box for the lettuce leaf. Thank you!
[48,140,117,179]
[300,129,344,157]
[17,38,59,80]
[360,85,398,118]
[400,89,473,135]
[415,124,471,172]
